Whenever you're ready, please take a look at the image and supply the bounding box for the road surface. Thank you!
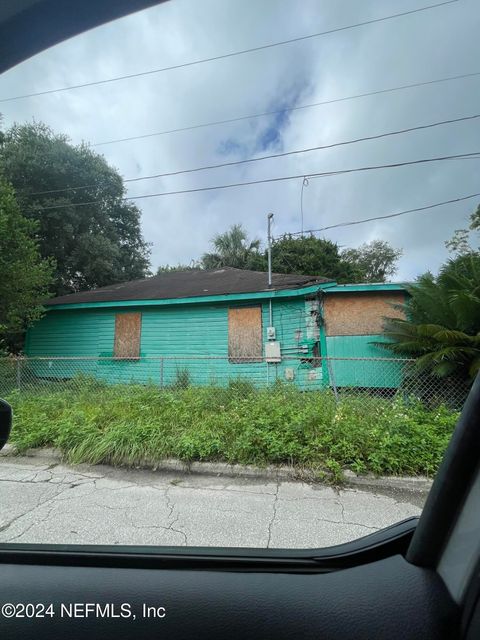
[0,455,425,548]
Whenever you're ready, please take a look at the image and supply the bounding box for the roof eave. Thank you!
[45,281,336,311]
[324,282,408,293]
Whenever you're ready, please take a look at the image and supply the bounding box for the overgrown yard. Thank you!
[5,380,459,481]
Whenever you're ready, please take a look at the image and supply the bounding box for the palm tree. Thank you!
[380,253,480,381]
[201,224,262,270]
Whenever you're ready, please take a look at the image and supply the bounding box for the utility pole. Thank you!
[267,212,274,288]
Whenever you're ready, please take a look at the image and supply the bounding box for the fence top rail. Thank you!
[0,355,416,363]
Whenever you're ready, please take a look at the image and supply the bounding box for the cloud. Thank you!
[1,0,479,280]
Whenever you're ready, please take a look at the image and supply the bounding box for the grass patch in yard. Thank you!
[5,381,459,482]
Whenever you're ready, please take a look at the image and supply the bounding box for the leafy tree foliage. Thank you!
[0,122,150,296]
[0,180,53,352]
[156,263,201,274]
[445,202,480,255]
[199,227,401,283]
[201,224,262,269]
[341,240,402,283]
[156,224,402,285]
[380,254,480,381]
[260,235,360,282]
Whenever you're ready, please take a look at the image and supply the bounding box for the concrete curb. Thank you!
[0,444,433,492]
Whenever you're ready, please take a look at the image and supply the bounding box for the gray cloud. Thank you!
[1,0,479,280]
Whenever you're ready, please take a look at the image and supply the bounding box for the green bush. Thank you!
[6,383,459,481]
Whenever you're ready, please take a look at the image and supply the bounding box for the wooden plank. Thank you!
[228,307,262,363]
[324,292,405,336]
[114,312,141,358]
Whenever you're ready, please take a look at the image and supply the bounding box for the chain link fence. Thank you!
[0,355,470,410]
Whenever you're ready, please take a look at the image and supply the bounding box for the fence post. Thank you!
[16,357,21,391]
[159,357,164,388]
[327,358,339,402]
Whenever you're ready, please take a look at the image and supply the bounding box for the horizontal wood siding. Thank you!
[326,335,402,388]
[26,297,322,388]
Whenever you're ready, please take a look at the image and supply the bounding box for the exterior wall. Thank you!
[25,297,323,389]
[322,291,405,388]
[325,336,402,388]
[323,292,405,336]
[25,288,407,390]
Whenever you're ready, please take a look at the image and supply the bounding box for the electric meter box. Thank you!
[265,341,281,363]
[266,326,276,341]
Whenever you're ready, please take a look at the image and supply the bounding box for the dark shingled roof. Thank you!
[46,267,333,306]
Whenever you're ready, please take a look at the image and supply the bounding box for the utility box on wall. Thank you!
[265,341,281,363]
[266,326,276,340]
[284,367,295,381]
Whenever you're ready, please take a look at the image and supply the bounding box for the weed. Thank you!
[6,383,459,481]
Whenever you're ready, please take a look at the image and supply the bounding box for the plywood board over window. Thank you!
[324,293,405,336]
[228,307,262,363]
[114,312,141,358]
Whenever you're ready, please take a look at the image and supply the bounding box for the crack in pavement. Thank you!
[5,503,58,542]
[0,458,419,546]
[165,486,188,545]
[266,480,280,549]
[0,481,71,538]
[0,462,107,487]
[115,487,188,545]
[335,498,379,531]
[166,481,277,497]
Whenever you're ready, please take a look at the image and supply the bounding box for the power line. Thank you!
[91,70,480,147]
[29,151,480,211]
[29,113,480,197]
[0,0,459,103]
[286,192,480,236]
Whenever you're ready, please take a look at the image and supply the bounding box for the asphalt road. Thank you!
[0,456,426,548]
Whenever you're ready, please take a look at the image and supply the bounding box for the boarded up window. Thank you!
[228,307,262,363]
[114,313,141,358]
[323,293,405,336]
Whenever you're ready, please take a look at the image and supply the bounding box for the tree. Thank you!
[445,202,480,255]
[261,235,362,282]
[201,224,262,269]
[379,254,480,381]
[156,262,201,274]
[0,179,53,352]
[341,240,402,283]
[161,223,401,284]
[0,122,150,296]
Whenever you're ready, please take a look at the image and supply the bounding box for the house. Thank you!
[25,268,406,389]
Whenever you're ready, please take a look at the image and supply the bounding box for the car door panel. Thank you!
[0,555,459,640]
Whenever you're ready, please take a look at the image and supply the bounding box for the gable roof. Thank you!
[46,267,333,307]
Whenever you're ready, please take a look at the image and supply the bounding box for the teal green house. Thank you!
[25,268,406,389]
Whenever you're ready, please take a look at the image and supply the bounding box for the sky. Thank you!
[1,0,479,280]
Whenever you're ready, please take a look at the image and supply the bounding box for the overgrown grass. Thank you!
[5,381,459,482]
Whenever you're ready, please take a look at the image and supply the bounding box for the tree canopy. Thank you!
[341,240,402,283]
[0,179,53,352]
[156,262,201,274]
[261,235,359,282]
[201,224,262,270]
[171,225,402,284]
[0,122,150,296]
[445,201,480,255]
